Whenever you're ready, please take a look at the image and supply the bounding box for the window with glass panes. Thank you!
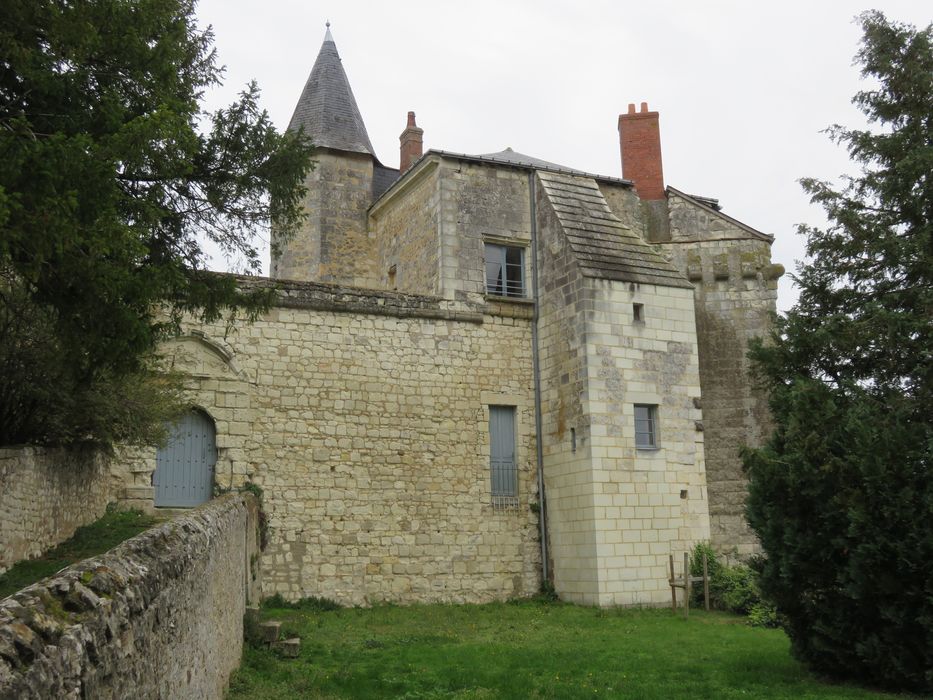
[634,404,659,448]
[484,243,524,297]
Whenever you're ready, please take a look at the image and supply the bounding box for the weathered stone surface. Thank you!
[120,294,542,606]
[660,191,779,559]
[0,493,260,700]
[0,447,117,574]
[536,173,710,606]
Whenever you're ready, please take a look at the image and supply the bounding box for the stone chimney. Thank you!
[618,102,665,200]
[399,111,423,172]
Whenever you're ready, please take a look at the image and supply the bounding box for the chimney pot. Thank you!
[618,102,665,200]
[407,111,416,128]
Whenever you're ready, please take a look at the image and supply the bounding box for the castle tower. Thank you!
[271,24,397,285]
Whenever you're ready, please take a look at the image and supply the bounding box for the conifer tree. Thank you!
[0,1,313,445]
[744,11,933,692]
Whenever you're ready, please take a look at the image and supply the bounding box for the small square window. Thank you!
[633,303,644,322]
[484,243,525,297]
[634,404,659,449]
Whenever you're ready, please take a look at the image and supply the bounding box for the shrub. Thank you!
[261,593,341,611]
[689,543,778,626]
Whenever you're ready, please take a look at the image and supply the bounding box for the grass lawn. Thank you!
[229,600,906,699]
[0,508,160,599]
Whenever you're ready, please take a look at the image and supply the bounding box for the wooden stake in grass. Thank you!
[669,555,677,612]
[684,552,690,619]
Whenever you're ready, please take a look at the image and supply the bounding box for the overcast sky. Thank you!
[195,0,930,312]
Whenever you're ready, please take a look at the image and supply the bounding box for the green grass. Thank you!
[0,507,160,599]
[228,600,910,699]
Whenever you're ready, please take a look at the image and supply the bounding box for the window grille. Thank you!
[489,405,518,508]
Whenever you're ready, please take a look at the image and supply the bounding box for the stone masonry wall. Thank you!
[438,159,532,303]
[0,493,260,700]
[0,447,118,575]
[583,278,709,604]
[535,175,709,606]
[534,175,598,602]
[370,160,441,295]
[119,281,541,605]
[272,150,377,287]
[660,191,781,558]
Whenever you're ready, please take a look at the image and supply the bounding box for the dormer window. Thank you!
[484,243,525,297]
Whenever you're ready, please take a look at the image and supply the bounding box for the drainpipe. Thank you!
[528,170,548,584]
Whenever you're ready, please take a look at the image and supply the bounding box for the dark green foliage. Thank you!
[744,11,933,692]
[0,507,159,598]
[260,593,341,612]
[0,0,313,446]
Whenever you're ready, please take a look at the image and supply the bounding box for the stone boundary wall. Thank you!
[0,493,260,700]
[0,447,116,575]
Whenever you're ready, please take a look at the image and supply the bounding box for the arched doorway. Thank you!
[154,410,217,507]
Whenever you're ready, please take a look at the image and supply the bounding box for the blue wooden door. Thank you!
[154,411,216,507]
[489,406,517,505]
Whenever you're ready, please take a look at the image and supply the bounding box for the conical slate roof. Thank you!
[288,25,376,156]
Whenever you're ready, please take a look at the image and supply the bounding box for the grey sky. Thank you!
[195,0,931,311]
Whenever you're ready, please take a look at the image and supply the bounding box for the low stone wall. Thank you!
[0,447,116,574]
[0,493,260,700]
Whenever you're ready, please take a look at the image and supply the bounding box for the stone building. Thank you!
[121,27,781,607]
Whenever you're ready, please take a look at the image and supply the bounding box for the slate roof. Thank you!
[538,171,692,289]
[372,164,400,200]
[288,27,376,156]
[479,148,585,175]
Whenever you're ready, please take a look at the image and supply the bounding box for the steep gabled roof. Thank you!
[667,186,774,242]
[538,171,692,289]
[288,26,376,156]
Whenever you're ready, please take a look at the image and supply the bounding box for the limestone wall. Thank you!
[535,176,709,606]
[533,175,598,601]
[370,159,441,295]
[437,158,532,302]
[583,279,709,604]
[121,281,541,605]
[0,493,260,700]
[0,447,118,574]
[272,150,377,287]
[661,191,781,558]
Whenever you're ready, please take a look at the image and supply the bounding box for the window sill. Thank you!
[484,294,534,305]
[636,446,662,452]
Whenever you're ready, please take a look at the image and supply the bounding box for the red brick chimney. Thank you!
[399,111,423,172]
[618,102,665,200]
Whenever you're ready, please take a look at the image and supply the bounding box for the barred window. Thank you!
[489,405,518,507]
